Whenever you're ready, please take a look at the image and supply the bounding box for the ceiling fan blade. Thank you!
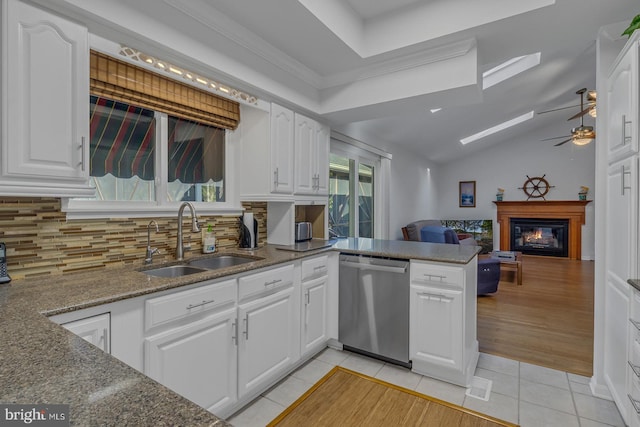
[541,135,571,141]
[537,104,580,115]
[554,138,572,146]
[567,108,590,121]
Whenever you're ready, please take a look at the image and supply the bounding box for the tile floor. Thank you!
[228,349,625,427]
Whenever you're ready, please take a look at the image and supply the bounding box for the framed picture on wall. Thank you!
[459,181,476,207]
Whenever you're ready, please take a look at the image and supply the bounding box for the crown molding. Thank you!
[164,0,477,92]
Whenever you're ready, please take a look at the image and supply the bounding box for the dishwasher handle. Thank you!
[339,259,407,274]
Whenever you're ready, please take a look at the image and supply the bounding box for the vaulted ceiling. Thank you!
[46,0,638,163]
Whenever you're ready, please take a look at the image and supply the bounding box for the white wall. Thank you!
[386,146,439,240]
[433,125,596,259]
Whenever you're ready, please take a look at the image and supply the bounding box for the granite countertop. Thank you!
[629,279,640,292]
[0,240,478,425]
[332,237,481,264]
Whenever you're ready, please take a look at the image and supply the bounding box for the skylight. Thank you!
[460,111,534,145]
[482,53,541,90]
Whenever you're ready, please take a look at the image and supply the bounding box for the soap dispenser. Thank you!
[202,224,216,254]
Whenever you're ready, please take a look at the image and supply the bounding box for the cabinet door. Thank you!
[238,286,300,397]
[410,285,463,371]
[61,313,110,353]
[606,157,638,282]
[3,0,89,181]
[144,309,238,413]
[270,104,294,194]
[294,113,315,194]
[603,277,630,423]
[607,39,638,163]
[301,275,328,357]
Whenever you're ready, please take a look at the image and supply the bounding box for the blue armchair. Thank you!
[420,225,500,295]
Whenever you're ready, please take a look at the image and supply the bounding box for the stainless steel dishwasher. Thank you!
[338,253,411,368]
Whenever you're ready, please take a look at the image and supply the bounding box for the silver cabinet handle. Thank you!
[243,315,249,340]
[186,299,215,310]
[623,115,633,146]
[622,165,632,195]
[274,168,279,187]
[264,278,282,287]
[630,394,640,414]
[231,321,238,345]
[80,136,86,171]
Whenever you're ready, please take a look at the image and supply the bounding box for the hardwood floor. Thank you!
[477,255,594,377]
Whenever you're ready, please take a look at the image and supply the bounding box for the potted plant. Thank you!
[579,186,589,201]
[622,14,640,38]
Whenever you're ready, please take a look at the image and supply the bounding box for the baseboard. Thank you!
[589,377,613,400]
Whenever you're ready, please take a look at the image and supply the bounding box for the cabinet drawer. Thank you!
[239,263,295,302]
[301,255,329,281]
[145,279,236,331]
[410,262,463,288]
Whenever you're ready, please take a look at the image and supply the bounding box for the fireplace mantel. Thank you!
[494,200,591,260]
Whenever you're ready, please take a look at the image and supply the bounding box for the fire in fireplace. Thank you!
[510,218,569,257]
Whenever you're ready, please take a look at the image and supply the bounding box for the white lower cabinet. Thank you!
[409,259,478,387]
[627,287,640,426]
[300,255,330,358]
[237,263,300,398]
[59,313,110,353]
[410,285,463,370]
[145,307,237,413]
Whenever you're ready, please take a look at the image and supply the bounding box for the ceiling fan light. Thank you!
[573,137,593,146]
[588,106,597,118]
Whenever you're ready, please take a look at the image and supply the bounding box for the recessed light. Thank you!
[430,108,442,113]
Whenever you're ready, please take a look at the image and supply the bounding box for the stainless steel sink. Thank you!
[141,265,209,278]
[188,255,259,270]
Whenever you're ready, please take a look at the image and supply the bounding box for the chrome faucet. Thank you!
[144,220,160,265]
[176,202,200,261]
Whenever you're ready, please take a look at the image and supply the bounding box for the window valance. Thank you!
[90,50,240,130]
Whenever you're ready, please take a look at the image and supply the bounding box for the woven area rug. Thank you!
[268,366,518,426]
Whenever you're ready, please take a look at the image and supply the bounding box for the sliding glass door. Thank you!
[329,152,376,238]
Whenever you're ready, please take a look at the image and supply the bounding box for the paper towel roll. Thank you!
[243,213,255,248]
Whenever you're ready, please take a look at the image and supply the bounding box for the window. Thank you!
[89,96,156,201]
[329,152,377,238]
[65,50,240,218]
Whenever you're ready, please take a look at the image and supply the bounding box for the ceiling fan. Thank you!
[540,88,596,146]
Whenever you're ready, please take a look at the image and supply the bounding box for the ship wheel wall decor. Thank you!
[519,175,555,200]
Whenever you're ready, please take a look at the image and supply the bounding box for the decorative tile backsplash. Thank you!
[0,198,266,280]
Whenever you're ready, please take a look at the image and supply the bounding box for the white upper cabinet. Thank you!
[270,103,295,194]
[1,0,92,197]
[607,31,639,164]
[294,113,329,196]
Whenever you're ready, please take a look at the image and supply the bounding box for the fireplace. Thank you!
[494,200,590,260]
[510,218,569,257]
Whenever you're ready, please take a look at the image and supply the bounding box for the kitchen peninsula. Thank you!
[0,240,479,425]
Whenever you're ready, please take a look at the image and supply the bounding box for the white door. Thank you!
[238,287,300,397]
[4,0,89,180]
[294,113,316,194]
[144,308,238,413]
[270,104,294,194]
[301,276,328,356]
[409,285,463,370]
[61,313,110,353]
[607,40,638,163]
[606,157,638,282]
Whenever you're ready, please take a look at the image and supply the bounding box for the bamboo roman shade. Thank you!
[90,50,240,129]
